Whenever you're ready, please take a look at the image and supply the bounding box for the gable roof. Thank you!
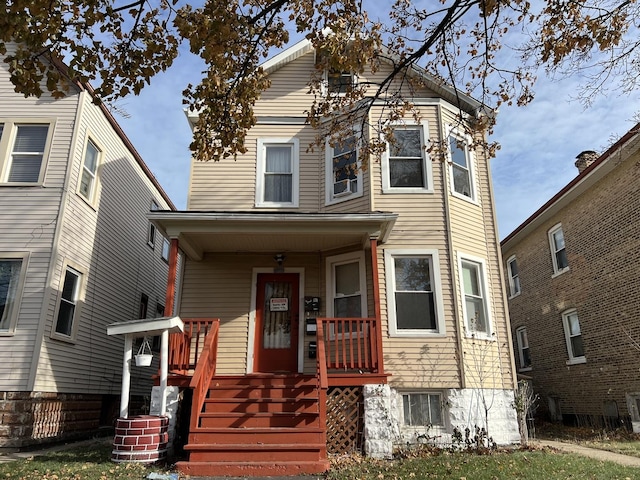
[260,36,484,116]
[501,122,640,250]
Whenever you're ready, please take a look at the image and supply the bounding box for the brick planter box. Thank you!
[112,415,169,463]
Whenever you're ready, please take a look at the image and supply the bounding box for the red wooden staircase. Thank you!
[176,374,329,476]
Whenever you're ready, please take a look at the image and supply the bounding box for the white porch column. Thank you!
[160,329,169,415]
[120,334,133,418]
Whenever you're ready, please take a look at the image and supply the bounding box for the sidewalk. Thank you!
[0,437,111,464]
[535,439,640,467]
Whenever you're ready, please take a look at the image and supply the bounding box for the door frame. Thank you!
[248,267,305,374]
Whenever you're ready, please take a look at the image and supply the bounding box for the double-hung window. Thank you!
[326,135,361,203]
[516,326,531,370]
[382,124,432,192]
[256,139,299,207]
[79,138,101,202]
[460,256,491,337]
[402,392,443,426]
[448,129,475,201]
[0,254,29,334]
[548,224,569,274]
[0,122,53,184]
[327,252,367,319]
[562,309,585,364]
[54,266,83,337]
[385,250,445,336]
[507,255,521,297]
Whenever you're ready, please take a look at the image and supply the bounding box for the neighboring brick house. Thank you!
[501,122,640,429]
[0,45,175,448]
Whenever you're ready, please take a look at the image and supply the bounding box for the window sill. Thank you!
[382,187,434,194]
[76,192,98,212]
[518,367,532,372]
[1,181,44,187]
[50,332,77,344]
[325,191,363,206]
[254,203,299,209]
[465,332,494,341]
[566,357,586,365]
[389,331,446,338]
[552,267,570,278]
[451,191,479,205]
[508,292,521,300]
[0,330,16,337]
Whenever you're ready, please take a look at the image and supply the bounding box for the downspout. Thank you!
[437,103,466,390]
[27,90,86,391]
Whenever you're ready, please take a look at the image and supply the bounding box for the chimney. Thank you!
[575,150,599,174]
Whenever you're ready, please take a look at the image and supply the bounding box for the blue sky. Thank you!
[114,43,639,240]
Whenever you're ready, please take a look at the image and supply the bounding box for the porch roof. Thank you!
[149,211,398,261]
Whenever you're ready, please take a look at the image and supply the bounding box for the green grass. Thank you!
[327,449,640,480]
[3,441,640,480]
[0,443,172,480]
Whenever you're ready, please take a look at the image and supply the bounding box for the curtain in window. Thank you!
[334,262,361,317]
[263,281,292,349]
[264,146,292,202]
[0,260,22,330]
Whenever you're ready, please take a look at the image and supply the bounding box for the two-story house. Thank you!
[152,37,519,476]
[0,45,175,449]
[502,123,640,430]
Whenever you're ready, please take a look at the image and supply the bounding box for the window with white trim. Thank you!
[382,124,432,192]
[54,266,82,337]
[507,255,521,297]
[402,392,443,426]
[448,129,475,200]
[79,138,100,202]
[256,139,299,207]
[516,326,531,370]
[385,250,445,336]
[326,252,367,319]
[0,121,53,184]
[326,135,361,203]
[148,200,159,248]
[460,256,491,337]
[327,69,356,95]
[0,253,28,334]
[562,309,585,364]
[161,238,170,262]
[548,224,569,274]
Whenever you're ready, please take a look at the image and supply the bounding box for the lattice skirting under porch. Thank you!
[326,386,363,454]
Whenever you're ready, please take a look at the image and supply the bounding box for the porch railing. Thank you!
[189,321,220,429]
[169,318,219,375]
[316,317,382,373]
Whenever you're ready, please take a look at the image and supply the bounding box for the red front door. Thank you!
[254,273,299,373]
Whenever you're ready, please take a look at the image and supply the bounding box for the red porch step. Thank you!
[176,374,329,476]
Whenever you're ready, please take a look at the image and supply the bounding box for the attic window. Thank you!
[327,69,355,95]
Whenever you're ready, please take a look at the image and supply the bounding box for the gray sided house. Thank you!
[0,44,175,448]
[502,123,640,429]
[151,37,519,477]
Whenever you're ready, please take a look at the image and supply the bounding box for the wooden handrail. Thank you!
[189,320,220,429]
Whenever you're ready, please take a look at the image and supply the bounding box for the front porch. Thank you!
[166,316,388,476]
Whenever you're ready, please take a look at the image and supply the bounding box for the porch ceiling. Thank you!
[149,211,398,260]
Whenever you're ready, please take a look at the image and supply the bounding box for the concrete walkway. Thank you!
[535,439,640,467]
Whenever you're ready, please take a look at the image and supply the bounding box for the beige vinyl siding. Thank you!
[0,45,80,391]
[33,93,171,396]
[254,51,318,117]
[440,105,514,390]
[179,252,322,375]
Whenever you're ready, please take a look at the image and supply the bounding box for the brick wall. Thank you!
[0,392,147,449]
[503,148,640,425]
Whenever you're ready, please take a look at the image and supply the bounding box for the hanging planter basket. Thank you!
[135,337,153,367]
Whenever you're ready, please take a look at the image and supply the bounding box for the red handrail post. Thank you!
[370,238,385,373]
